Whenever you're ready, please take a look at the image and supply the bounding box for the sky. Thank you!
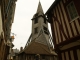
[11,0,55,50]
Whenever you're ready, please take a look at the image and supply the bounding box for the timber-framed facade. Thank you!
[46,0,80,60]
[0,0,17,60]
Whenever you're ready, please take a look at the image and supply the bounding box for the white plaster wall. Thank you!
[0,6,3,36]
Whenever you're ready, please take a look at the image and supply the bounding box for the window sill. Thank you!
[70,16,80,23]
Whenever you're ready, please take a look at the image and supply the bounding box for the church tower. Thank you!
[31,1,49,46]
[24,1,57,56]
[15,1,57,60]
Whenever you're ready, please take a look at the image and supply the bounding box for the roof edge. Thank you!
[45,0,61,15]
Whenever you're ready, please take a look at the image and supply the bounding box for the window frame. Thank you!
[66,1,79,22]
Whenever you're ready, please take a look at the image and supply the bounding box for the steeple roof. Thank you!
[36,1,44,13]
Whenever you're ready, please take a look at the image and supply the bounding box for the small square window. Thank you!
[34,18,38,24]
[67,2,78,20]
[34,27,38,34]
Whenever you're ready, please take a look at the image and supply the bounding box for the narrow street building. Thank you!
[46,0,80,60]
[0,0,17,60]
[13,1,57,60]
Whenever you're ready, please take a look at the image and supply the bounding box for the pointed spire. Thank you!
[36,1,44,13]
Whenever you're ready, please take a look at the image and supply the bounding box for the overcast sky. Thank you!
[11,0,55,50]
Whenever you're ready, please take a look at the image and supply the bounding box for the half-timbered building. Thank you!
[0,0,17,60]
[46,0,80,60]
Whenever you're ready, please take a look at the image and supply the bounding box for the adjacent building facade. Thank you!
[0,0,17,60]
[46,0,80,60]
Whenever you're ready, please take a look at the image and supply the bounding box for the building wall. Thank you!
[46,0,80,60]
[0,2,5,60]
[14,54,57,60]
[50,0,80,45]
[0,0,17,60]
[60,45,80,60]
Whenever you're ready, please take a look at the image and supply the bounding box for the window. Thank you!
[43,26,49,35]
[34,18,38,24]
[67,2,78,20]
[34,13,38,24]
[34,27,38,34]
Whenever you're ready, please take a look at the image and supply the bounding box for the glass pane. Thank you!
[67,2,78,20]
